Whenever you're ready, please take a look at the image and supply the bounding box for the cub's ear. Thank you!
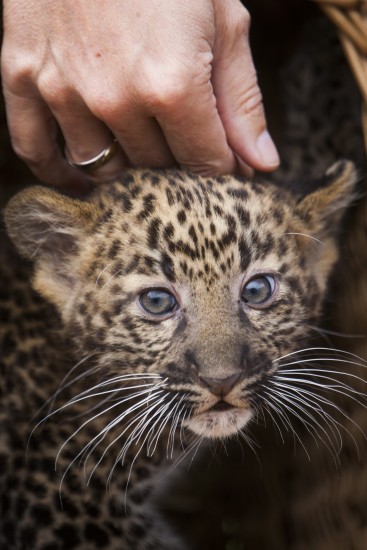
[4,187,99,309]
[4,186,98,260]
[296,160,358,235]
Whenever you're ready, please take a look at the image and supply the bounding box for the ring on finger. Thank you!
[64,138,118,172]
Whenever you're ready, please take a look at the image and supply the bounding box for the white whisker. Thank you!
[270,385,342,454]
[95,262,114,287]
[277,347,367,365]
[284,232,324,245]
[264,392,320,460]
[56,388,164,467]
[102,269,125,289]
[308,325,365,339]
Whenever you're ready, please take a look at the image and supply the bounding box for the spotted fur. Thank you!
[0,161,358,549]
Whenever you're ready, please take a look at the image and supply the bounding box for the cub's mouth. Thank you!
[208,400,235,412]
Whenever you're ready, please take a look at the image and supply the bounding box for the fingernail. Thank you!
[256,130,280,167]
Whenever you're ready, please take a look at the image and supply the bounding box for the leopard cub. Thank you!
[0,162,357,549]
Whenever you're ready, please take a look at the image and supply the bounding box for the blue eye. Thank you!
[242,275,275,305]
[139,289,177,315]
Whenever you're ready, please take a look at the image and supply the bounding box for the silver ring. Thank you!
[65,138,118,172]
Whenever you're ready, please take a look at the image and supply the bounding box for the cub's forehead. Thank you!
[87,171,296,287]
[97,170,290,230]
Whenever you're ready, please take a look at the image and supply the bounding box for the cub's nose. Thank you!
[198,372,242,398]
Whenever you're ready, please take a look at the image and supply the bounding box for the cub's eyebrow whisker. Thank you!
[102,269,125,289]
[284,231,324,245]
[95,262,114,287]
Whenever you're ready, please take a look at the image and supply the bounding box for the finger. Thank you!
[83,90,175,170]
[212,2,280,172]
[3,90,87,187]
[53,102,128,182]
[235,155,254,179]
[41,81,128,182]
[146,71,237,176]
[109,114,175,169]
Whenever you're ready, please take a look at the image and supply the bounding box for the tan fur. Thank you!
[0,165,360,549]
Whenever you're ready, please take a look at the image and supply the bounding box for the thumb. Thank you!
[212,1,279,172]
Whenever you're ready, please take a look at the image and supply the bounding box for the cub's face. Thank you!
[5,163,356,440]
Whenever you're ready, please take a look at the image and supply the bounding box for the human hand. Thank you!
[2,0,279,185]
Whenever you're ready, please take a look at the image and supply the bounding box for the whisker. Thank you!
[261,402,286,443]
[167,396,188,459]
[279,357,367,371]
[86,397,166,484]
[264,391,323,460]
[238,429,260,465]
[274,373,367,405]
[308,325,365,340]
[270,385,342,455]
[34,382,161,444]
[272,379,366,456]
[146,395,179,457]
[95,262,114,288]
[32,355,100,422]
[261,395,309,456]
[68,373,164,402]
[102,269,125,289]
[58,391,165,497]
[170,435,205,473]
[284,232,324,245]
[276,347,367,365]
[56,388,164,468]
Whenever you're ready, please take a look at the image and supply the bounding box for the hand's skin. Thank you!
[1,0,280,185]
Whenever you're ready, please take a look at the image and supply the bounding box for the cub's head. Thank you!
[5,163,357,440]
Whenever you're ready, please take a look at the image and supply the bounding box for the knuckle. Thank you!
[229,6,251,37]
[37,69,72,109]
[8,128,58,170]
[11,137,51,168]
[87,89,128,123]
[142,70,191,113]
[1,53,34,92]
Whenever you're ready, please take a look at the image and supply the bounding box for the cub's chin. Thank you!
[183,406,253,439]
